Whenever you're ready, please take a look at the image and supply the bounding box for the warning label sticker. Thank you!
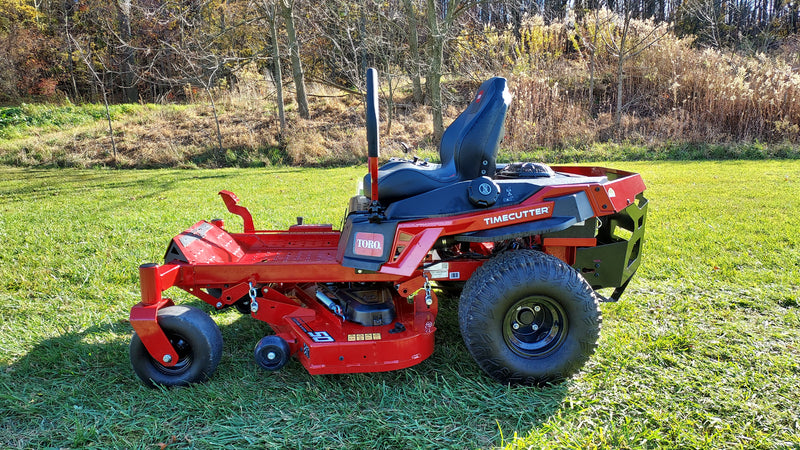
[347,333,382,341]
[426,262,449,279]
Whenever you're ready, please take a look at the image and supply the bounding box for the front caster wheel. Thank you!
[459,250,601,385]
[130,306,223,388]
[254,335,290,371]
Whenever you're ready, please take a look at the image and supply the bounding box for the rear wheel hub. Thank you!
[503,296,568,358]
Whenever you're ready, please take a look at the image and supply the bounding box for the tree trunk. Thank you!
[427,39,444,142]
[425,0,446,142]
[66,38,79,100]
[63,0,79,100]
[615,12,630,132]
[401,0,423,104]
[588,9,600,117]
[424,0,463,143]
[385,62,394,136]
[101,87,118,159]
[359,7,368,79]
[280,0,310,119]
[267,4,286,138]
[115,0,138,103]
[205,85,224,155]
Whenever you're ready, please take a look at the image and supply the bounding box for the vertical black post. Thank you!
[365,68,384,223]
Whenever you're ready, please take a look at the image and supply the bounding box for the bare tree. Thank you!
[401,0,424,104]
[145,30,230,155]
[280,0,310,119]
[256,0,287,137]
[114,0,138,102]
[421,0,519,141]
[681,0,726,48]
[270,10,287,137]
[577,8,614,116]
[133,0,257,157]
[305,2,366,92]
[169,46,226,153]
[424,0,469,142]
[69,33,118,159]
[375,9,407,136]
[604,5,669,130]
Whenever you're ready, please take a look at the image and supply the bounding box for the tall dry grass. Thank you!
[499,12,800,152]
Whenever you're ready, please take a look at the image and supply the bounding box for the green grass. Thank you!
[0,161,799,448]
[0,103,155,140]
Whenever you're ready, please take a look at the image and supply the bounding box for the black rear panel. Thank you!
[574,194,648,289]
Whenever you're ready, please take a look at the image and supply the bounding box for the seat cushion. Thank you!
[363,160,459,203]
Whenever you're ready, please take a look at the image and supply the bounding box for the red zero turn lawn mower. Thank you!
[129,69,648,387]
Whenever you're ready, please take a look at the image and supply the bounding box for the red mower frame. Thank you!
[129,69,647,387]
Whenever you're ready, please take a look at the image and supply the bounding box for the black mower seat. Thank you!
[364,77,511,203]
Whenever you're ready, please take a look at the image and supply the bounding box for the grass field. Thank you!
[1,161,799,449]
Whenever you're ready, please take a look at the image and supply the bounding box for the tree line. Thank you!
[2,0,798,139]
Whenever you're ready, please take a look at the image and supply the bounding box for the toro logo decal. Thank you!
[354,232,384,257]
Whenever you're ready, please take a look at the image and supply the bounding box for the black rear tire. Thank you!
[459,250,601,385]
[130,306,223,388]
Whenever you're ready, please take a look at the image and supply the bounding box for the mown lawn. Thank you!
[0,161,798,449]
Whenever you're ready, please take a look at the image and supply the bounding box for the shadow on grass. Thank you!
[1,165,309,193]
[0,169,227,201]
[211,297,570,448]
[0,319,134,448]
[1,298,567,448]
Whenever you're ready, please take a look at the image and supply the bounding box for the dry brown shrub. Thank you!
[284,124,327,165]
[497,13,800,148]
[619,39,800,143]
[505,74,596,150]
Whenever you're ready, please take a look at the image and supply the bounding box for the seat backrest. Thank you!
[439,77,511,180]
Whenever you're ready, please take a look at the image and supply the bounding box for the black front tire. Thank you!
[130,306,223,388]
[459,250,601,385]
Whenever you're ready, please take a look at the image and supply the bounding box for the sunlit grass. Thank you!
[0,103,156,139]
[1,161,798,448]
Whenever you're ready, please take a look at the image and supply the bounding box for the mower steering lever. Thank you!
[219,190,255,233]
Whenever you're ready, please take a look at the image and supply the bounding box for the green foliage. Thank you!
[1,162,799,448]
[0,0,39,31]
